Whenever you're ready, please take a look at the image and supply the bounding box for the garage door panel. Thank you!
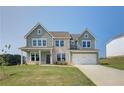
[72,54,97,65]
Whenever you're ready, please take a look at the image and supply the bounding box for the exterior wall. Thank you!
[106,37,124,57]
[26,25,52,48]
[52,38,70,63]
[78,31,95,49]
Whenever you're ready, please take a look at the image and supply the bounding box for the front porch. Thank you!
[20,47,53,65]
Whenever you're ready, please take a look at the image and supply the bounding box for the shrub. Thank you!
[54,61,68,65]
[100,61,109,65]
[63,62,68,65]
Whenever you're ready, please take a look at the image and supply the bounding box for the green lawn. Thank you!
[0,65,95,86]
[100,56,124,70]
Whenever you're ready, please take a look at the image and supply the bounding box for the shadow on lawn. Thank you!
[0,71,21,81]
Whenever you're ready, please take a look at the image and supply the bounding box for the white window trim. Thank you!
[55,40,64,47]
[82,40,91,48]
[30,52,40,61]
[32,38,47,47]
[57,53,65,61]
[42,38,47,47]
[32,38,37,47]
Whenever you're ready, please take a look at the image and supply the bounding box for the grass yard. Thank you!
[100,56,124,70]
[0,65,95,86]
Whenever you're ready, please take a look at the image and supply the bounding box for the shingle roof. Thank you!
[49,31,70,38]
[70,34,80,40]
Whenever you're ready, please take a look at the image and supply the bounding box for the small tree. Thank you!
[0,44,11,77]
[0,56,6,76]
[1,44,11,65]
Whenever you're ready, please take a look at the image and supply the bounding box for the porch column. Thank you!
[68,51,71,64]
[21,51,23,65]
[50,49,53,64]
[39,50,41,64]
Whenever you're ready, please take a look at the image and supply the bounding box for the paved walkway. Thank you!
[40,64,73,67]
[75,65,124,86]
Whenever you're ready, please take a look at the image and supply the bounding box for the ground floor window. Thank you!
[31,53,35,61]
[57,53,66,62]
[62,53,65,61]
[57,54,61,61]
[36,53,39,61]
[30,52,39,61]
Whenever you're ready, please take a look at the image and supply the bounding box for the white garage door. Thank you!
[72,54,97,65]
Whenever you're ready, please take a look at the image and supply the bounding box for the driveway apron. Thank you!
[75,65,124,86]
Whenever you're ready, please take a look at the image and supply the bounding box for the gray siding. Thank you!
[26,25,52,48]
[78,31,95,49]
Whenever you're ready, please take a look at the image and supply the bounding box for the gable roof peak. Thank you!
[84,28,91,32]
[78,28,96,39]
[24,22,53,38]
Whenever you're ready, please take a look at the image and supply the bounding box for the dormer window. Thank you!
[37,29,42,35]
[84,34,89,38]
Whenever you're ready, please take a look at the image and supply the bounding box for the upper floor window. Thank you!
[82,41,86,47]
[37,29,42,35]
[43,40,47,46]
[87,41,91,48]
[32,38,47,47]
[82,40,91,48]
[60,40,64,47]
[56,40,59,47]
[33,40,37,46]
[84,34,89,38]
[55,40,64,47]
[38,39,42,46]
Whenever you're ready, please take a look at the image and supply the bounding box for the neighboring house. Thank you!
[19,23,99,65]
[106,34,124,57]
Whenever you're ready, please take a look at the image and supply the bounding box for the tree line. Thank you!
[0,54,22,66]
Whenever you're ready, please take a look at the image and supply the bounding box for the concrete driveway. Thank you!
[75,65,124,86]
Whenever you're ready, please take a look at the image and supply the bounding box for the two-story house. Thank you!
[19,23,99,65]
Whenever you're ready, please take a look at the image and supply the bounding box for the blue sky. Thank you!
[0,6,124,57]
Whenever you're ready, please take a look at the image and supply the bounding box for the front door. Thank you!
[46,55,50,64]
